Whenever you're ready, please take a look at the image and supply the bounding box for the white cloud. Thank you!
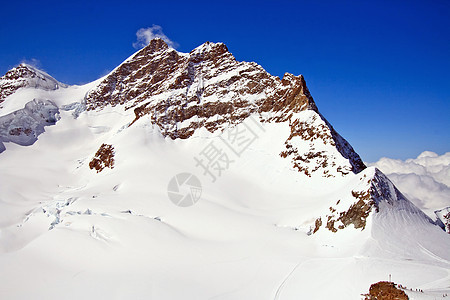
[20,58,42,69]
[368,151,450,218]
[132,25,178,49]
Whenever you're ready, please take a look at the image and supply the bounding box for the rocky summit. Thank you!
[86,38,365,175]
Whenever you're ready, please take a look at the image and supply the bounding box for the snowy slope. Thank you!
[0,39,448,300]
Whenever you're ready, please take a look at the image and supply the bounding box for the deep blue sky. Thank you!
[1,0,448,162]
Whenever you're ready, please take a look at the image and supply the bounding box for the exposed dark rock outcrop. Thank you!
[89,144,115,173]
[363,281,409,300]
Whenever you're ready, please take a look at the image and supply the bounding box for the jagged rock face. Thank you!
[316,186,374,234]
[280,112,366,176]
[313,168,434,233]
[86,38,366,175]
[86,38,316,132]
[0,64,66,106]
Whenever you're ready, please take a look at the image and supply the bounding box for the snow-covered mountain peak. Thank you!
[1,39,449,299]
[189,41,230,59]
[83,39,366,175]
[140,37,171,54]
[0,63,67,107]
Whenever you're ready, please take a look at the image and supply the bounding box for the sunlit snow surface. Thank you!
[0,83,449,300]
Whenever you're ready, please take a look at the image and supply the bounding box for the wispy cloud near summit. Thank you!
[19,58,42,69]
[133,25,178,49]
